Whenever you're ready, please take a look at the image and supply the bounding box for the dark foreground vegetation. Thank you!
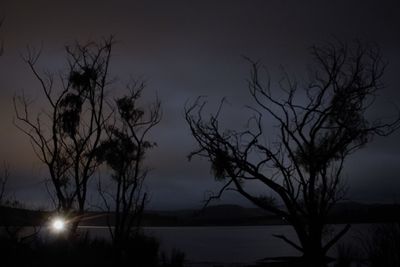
[0,230,185,267]
[1,223,400,267]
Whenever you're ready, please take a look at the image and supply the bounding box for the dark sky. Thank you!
[1,0,400,210]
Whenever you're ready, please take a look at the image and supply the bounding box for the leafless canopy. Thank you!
[185,41,400,263]
[96,82,161,246]
[14,37,114,215]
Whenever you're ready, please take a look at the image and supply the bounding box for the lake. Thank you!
[82,224,371,266]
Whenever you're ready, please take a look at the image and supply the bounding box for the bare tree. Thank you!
[0,18,4,56]
[185,42,400,266]
[0,163,10,205]
[96,82,161,248]
[0,21,7,205]
[14,37,114,228]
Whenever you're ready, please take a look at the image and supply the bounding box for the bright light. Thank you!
[51,217,66,233]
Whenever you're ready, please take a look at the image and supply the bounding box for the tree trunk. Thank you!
[69,210,83,238]
[302,239,326,267]
[298,222,327,267]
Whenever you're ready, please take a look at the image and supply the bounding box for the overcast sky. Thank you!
[1,0,400,210]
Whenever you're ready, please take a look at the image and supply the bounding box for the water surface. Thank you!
[84,224,371,265]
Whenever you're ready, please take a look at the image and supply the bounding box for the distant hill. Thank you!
[0,205,50,226]
[1,202,400,227]
[145,204,281,226]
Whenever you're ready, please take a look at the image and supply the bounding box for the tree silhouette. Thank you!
[96,82,161,248]
[0,20,7,205]
[185,41,400,266]
[0,163,9,205]
[0,18,3,56]
[14,37,114,229]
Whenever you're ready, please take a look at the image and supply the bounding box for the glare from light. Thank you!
[51,217,66,233]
